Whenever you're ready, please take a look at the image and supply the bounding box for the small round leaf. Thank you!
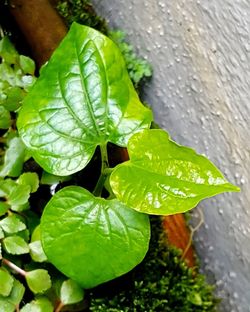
[25,269,51,294]
[3,236,29,255]
[0,268,14,297]
[60,279,84,305]
[20,297,53,312]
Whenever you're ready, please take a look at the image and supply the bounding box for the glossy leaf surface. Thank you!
[110,129,239,215]
[18,23,152,176]
[41,186,150,288]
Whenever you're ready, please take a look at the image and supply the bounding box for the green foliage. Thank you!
[0,268,14,296]
[56,0,152,87]
[110,129,239,215]
[109,30,152,87]
[57,0,108,34]
[17,23,152,176]
[20,297,53,312]
[25,269,52,294]
[0,37,36,112]
[89,217,218,312]
[41,186,150,288]
[60,279,84,305]
[0,21,232,311]
[17,23,238,293]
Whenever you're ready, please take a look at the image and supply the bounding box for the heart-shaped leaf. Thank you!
[41,186,150,288]
[110,129,239,215]
[17,23,152,176]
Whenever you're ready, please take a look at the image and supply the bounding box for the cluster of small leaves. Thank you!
[56,0,152,87]
[17,22,238,294]
[0,36,35,123]
[0,37,85,311]
[56,0,108,34]
[89,217,219,312]
[1,22,234,311]
[109,30,152,87]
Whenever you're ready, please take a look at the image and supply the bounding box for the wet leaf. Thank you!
[110,129,240,215]
[18,23,152,176]
[41,186,150,288]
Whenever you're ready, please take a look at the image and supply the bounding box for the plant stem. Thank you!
[55,301,64,312]
[2,258,27,276]
[93,143,109,197]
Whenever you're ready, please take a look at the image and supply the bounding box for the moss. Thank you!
[56,0,108,34]
[89,217,218,312]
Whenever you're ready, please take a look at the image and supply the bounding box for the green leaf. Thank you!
[0,106,11,129]
[0,179,16,199]
[60,279,84,305]
[0,268,14,297]
[0,298,15,312]
[0,215,26,234]
[20,297,53,312]
[29,241,47,262]
[4,279,25,306]
[19,55,35,75]
[25,269,52,294]
[110,129,240,215]
[1,87,24,111]
[18,23,152,176]
[31,225,41,242]
[188,292,203,306]
[3,236,29,255]
[40,171,71,185]
[11,202,30,212]
[8,184,30,206]
[0,202,10,217]
[17,172,39,193]
[0,37,19,64]
[41,186,150,288]
[0,227,4,239]
[0,136,26,178]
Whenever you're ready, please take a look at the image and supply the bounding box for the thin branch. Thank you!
[54,301,64,312]
[181,207,204,261]
[2,258,27,277]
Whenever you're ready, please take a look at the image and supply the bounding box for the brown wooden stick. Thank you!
[9,0,67,67]
[162,214,195,267]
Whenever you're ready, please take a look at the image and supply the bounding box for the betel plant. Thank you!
[17,22,239,290]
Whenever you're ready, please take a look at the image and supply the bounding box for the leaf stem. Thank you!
[55,301,64,312]
[1,258,27,277]
[93,143,109,197]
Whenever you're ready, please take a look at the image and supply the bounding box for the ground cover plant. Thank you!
[0,6,239,311]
